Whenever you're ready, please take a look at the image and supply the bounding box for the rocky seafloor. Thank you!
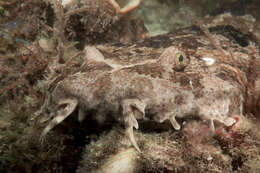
[0,0,260,173]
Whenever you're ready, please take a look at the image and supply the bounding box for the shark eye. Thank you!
[173,52,189,71]
[179,55,184,62]
[174,53,185,64]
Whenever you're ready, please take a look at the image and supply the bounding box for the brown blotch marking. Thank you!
[179,75,190,87]
[174,95,184,105]
[170,74,191,89]
[192,76,204,99]
[193,88,204,99]
[190,74,203,88]
[184,75,204,99]
[125,63,164,79]
[178,74,202,89]
[92,73,112,99]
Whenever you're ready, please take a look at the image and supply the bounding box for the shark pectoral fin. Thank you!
[210,118,215,132]
[169,116,181,130]
[131,113,139,129]
[124,112,140,152]
[40,98,78,142]
[126,126,141,153]
[122,99,145,152]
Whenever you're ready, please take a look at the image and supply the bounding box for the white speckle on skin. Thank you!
[189,80,193,90]
[207,156,213,161]
[202,57,215,66]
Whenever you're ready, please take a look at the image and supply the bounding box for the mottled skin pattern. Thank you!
[40,25,260,152]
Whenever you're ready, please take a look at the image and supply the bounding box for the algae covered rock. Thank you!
[77,115,260,173]
[59,0,148,45]
[77,128,185,173]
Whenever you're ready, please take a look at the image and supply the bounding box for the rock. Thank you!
[61,0,148,45]
[77,129,186,173]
